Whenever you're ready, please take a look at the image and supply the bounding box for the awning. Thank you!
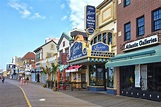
[105,45,161,68]
[66,65,82,72]
[58,65,69,72]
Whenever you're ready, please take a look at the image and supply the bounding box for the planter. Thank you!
[53,87,57,91]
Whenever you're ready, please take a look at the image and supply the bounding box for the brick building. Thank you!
[106,0,161,101]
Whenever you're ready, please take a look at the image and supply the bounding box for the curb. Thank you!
[17,85,32,107]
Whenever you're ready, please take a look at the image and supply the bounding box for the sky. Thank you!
[0,0,103,70]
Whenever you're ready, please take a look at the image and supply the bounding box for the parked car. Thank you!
[0,75,2,79]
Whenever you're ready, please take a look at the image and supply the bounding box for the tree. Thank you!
[41,66,51,80]
[51,63,59,89]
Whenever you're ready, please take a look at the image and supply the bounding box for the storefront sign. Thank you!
[85,5,96,35]
[92,42,109,51]
[69,42,87,60]
[125,35,158,51]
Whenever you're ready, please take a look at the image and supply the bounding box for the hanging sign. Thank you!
[85,5,96,35]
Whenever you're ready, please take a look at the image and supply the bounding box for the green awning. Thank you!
[105,45,161,68]
[58,65,69,71]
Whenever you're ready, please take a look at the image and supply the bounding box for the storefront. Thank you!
[106,34,161,101]
[67,35,115,92]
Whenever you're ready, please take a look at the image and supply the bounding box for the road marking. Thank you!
[39,98,46,101]
[18,86,32,107]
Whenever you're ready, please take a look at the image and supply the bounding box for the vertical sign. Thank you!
[85,5,96,35]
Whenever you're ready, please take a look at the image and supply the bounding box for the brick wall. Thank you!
[117,0,161,54]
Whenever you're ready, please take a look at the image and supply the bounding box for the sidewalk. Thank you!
[6,79,161,107]
[0,80,28,107]
[6,79,101,107]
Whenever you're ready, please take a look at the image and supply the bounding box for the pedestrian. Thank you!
[2,76,5,83]
[26,77,29,85]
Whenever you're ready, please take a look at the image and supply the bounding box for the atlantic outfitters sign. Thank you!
[124,35,158,51]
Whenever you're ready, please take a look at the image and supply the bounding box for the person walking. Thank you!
[26,77,29,85]
[2,76,5,83]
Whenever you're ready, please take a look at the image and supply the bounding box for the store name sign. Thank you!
[125,35,158,51]
[85,5,96,35]
[92,42,109,51]
[69,42,87,60]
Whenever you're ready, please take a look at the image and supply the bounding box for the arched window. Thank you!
[90,31,112,45]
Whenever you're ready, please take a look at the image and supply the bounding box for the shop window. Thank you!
[152,8,161,31]
[124,0,130,7]
[124,22,131,41]
[108,32,112,44]
[147,64,161,92]
[89,65,96,86]
[120,66,135,90]
[103,33,107,44]
[89,65,104,86]
[106,67,114,88]
[98,34,102,42]
[137,16,145,37]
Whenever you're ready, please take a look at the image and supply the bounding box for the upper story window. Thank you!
[124,0,130,7]
[124,22,131,41]
[65,48,69,54]
[94,37,97,44]
[36,53,40,62]
[108,32,112,44]
[51,44,54,50]
[137,16,145,37]
[63,41,65,47]
[152,8,161,31]
[98,34,102,42]
[103,33,107,44]
[90,32,112,45]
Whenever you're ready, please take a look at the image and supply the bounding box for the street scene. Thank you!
[0,0,161,107]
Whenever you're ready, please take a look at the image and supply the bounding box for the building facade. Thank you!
[106,0,161,101]
[67,0,117,93]
[34,40,58,83]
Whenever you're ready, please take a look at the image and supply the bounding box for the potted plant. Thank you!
[51,63,59,91]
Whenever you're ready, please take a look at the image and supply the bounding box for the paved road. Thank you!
[0,79,28,107]
[6,79,161,107]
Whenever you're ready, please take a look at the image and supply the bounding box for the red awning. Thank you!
[66,65,82,72]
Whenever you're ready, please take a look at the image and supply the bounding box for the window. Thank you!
[124,0,130,7]
[108,32,112,44]
[89,65,104,86]
[124,22,131,41]
[63,41,65,47]
[152,8,161,31]
[98,34,102,42]
[94,37,97,43]
[51,44,54,50]
[103,33,107,44]
[137,16,145,37]
[106,67,114,88]
[65,48,69,54]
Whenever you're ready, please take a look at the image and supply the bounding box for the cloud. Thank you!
[68,0,104,30]
[8,1,46,19]
[60,4,65,9]
[61,15,67,21]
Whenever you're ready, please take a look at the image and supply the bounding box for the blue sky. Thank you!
[0,0,103,70]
